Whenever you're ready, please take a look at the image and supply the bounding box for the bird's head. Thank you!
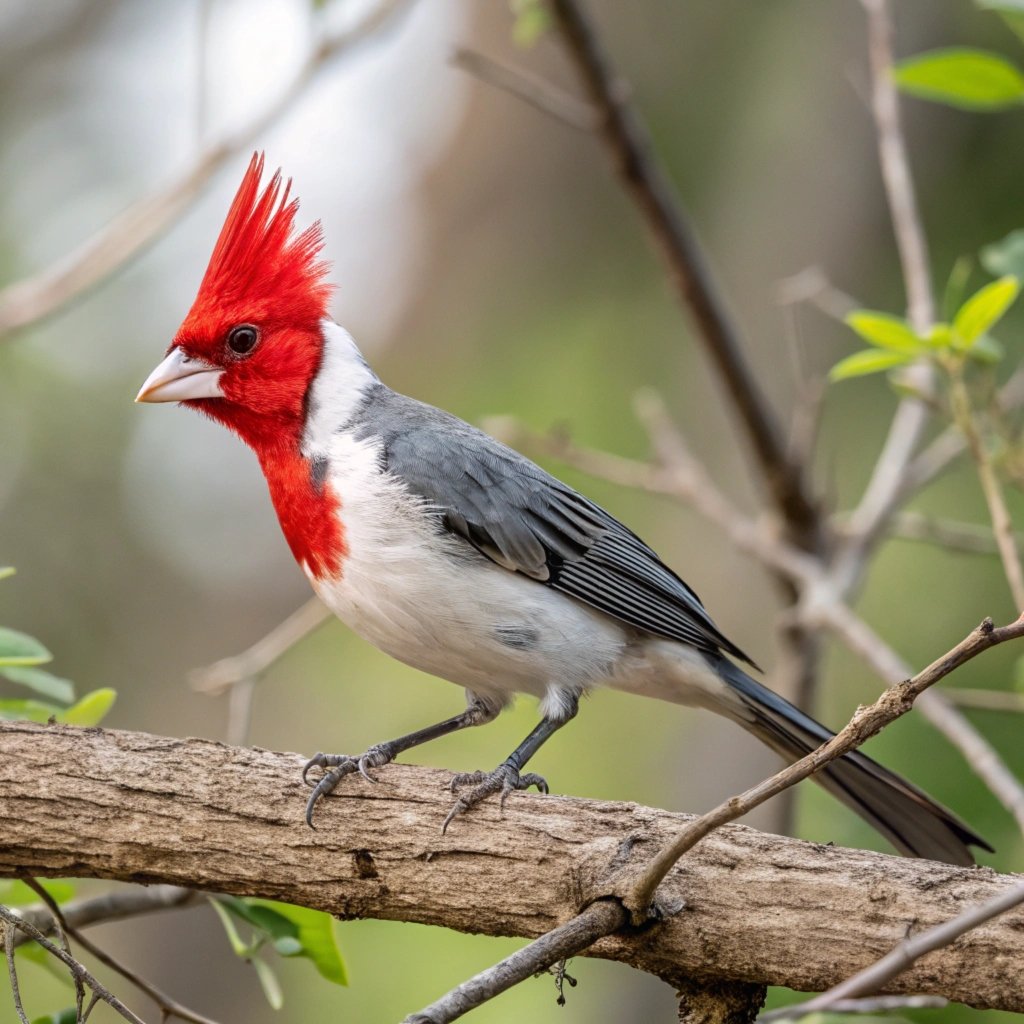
[136,153,333,451]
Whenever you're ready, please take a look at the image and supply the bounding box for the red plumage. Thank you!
[189,152,332,333]
[170,153,346,579]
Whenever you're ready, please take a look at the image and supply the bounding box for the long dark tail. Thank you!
[712,657,992,866]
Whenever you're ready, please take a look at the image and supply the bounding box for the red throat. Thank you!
[257,442,348,581]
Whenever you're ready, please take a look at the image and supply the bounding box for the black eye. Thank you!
[227,324,259,356]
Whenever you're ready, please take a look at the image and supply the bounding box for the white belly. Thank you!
[308,434,628,711]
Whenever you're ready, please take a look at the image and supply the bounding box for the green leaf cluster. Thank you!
[209,896,347,1010]
[831,276,1019,381]
[0,570,116,725]
[891,2,1024,111]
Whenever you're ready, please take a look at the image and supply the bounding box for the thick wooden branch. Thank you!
[1,722,1022,1011]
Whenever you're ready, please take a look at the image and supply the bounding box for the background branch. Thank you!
[548,0,822,546]
[0,0,414,340]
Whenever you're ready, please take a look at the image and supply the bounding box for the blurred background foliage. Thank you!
[2,0,1024,1021]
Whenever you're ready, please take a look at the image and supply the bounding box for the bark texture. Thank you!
[1,722,1022,1010]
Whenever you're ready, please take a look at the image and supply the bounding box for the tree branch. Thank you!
[1,722,1023,1011]
[548,0,822,545]
[836,0,937,583]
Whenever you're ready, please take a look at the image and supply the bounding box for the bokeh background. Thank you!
[3,0,1024,1021]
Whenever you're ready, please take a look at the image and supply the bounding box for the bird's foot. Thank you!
[441,761,548,833]
[302,745,394,828]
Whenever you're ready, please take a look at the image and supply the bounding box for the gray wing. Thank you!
[362,387,755,667]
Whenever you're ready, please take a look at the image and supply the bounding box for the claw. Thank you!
[357,757,378,784]
[441,762,549,833]
[302,752,328,787]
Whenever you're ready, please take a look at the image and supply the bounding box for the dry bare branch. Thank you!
[403,901,627,1024]
[0,0,415,340]
[450,48,598,131]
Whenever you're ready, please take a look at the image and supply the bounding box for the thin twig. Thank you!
[21,877,219,1024]
[838,0,937,580]
[548,0,822,544]
[0,0,415,339]
[771,995,948,1017]
[68,921,221,1024]
[450,48,597,131]
[403,901,627,1024]
[0,905,146,1024]
[949,368,1024,610]
[942,688,1024,713]
[812,602,1024,837]
[22,878,85,1020]
[189,597,330,695]
[863,510,1023,555]
[189,596,330,745]
[761,884,1024,1021]
[774,265,859,322]
[14,885,198,949]
[3,918,30,1024]
[624,614,1024,919]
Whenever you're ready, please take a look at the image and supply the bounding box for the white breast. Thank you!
[307,431,629,716]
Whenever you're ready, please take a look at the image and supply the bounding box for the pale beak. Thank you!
[135,348,225,403]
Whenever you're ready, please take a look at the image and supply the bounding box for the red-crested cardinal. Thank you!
[137,155,990,864]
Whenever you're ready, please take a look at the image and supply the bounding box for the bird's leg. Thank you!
[442,694,578,833]
[303,695,500,827]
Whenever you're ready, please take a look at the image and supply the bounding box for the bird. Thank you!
[137,154,990,865]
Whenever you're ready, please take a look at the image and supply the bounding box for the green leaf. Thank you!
[0,567,15,581]
[251,900,348,986]
[829,349,913,381]
[845,311,926,353]
[0,698,65,722]
[894,48,1024,110]
[0,628,52,667]
[1,666,74,704]
[31,1011,79,1024]
[214,895,298,941]
[943,256,974,322]
[926,323,954,349]
[0,879,76,906]
[981,229,1024,279]
[253,958,284,1010]
[57,688,116,727]
[953,275,1020,346]
[209,897,256,957]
